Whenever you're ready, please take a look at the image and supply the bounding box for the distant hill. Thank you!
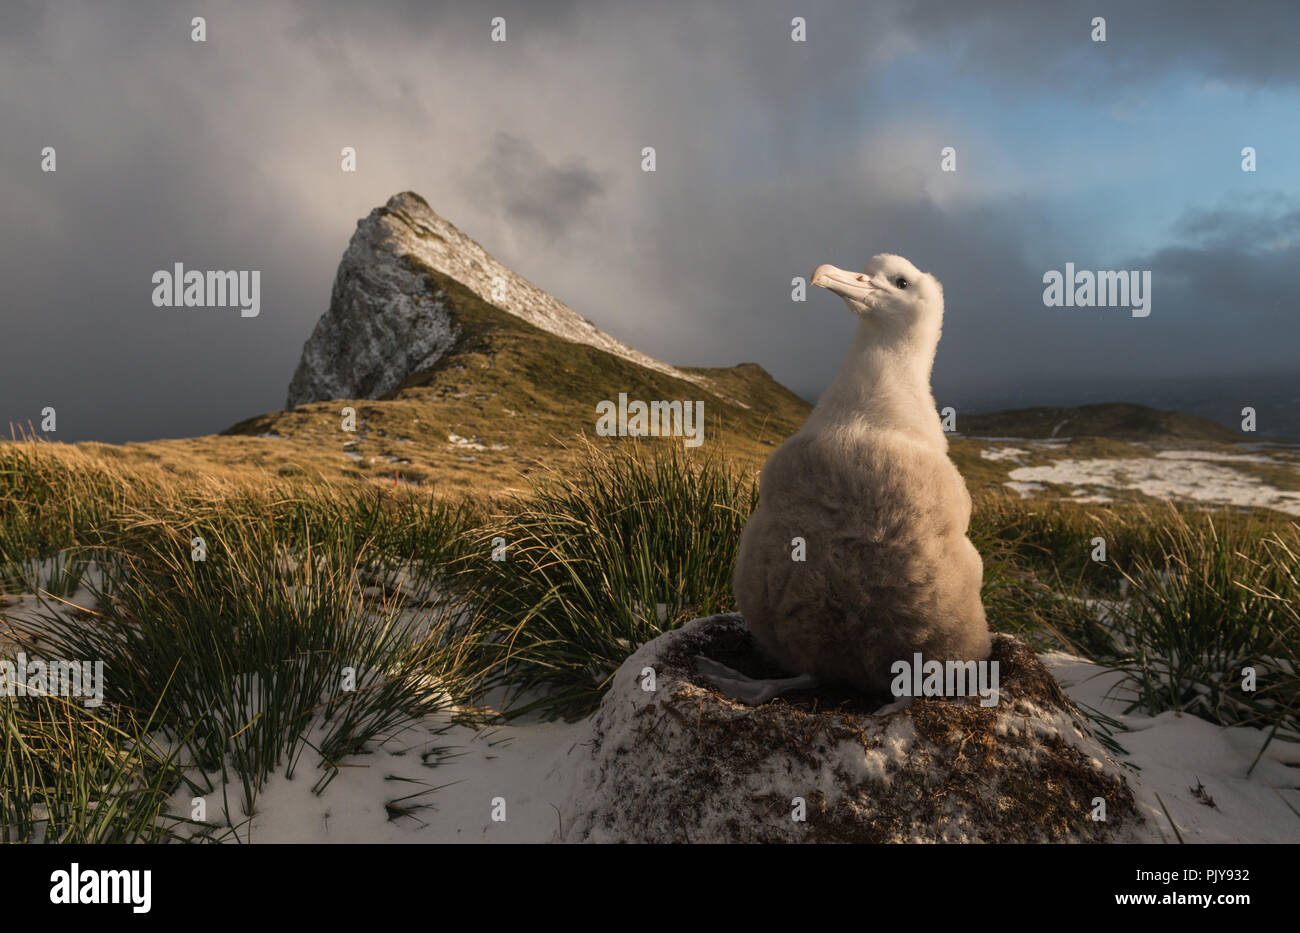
[953,403,1243,444]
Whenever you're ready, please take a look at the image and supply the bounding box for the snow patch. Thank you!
[1006,457,1300,514]
[448,432,507,451]
[980,446,1030,462]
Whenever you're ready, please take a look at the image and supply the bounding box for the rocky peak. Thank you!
[287,192,692,408]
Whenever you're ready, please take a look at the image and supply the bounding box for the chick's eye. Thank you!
[894,277,908,289]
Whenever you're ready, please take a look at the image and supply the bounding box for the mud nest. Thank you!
[562,613,1149,843]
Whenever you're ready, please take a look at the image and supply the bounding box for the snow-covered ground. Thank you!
[170,649,1298,844]
[1042,653,1300,843]
[4,562,1298,844]
[179,714,591,843]
[987,445,1300,515]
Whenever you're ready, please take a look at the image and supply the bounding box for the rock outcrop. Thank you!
[287,192,691,408]
[560,613,1154,843]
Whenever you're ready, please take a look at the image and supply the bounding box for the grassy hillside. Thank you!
[955,402,1242,443]
[217,260,812,495]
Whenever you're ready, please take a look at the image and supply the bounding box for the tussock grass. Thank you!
[2,438,488,835]
[0,551,96,599]
[1,693,188,843]
[1105,508,1299,743]
[449,442,757,718]
[0,439,128,574]
[3,436,1298,840]
[1,437,479,590]
[27,520,475,817]
[973,495,1300,744]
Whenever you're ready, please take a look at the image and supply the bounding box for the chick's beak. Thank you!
[812,264,875,302]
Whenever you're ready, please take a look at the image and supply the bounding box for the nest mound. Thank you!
[561,613,1152,843]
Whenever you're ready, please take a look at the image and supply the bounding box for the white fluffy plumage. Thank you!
[732,253,990,693]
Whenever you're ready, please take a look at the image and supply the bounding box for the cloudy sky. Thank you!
[2,0,1298,443]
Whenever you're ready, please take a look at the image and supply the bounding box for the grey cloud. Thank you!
[0,1,43,42]
[892,0,1300,89]
[469,133,604,240]
[1173,194,1300,251]
[1,0,1297,444]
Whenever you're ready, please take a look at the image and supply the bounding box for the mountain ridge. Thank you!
[953,402,1241,444]
[224,248,811,494]
[286,191,703,409]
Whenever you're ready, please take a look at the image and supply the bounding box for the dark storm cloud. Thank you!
[0,1,43,42]
[0,0,1297,443]
[1173,194,1300,251]
[1126,211,1300,374]
[630,165,1300,410]
[892,0,1300,88]
[469,133,604,239]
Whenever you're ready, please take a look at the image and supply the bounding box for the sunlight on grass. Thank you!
[2,436,1298,839]
[449,441,757,718]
